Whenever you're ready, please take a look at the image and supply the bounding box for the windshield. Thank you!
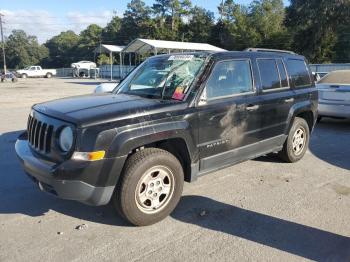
[116,54,207,100]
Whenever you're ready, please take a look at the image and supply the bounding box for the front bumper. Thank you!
[15,136,116,206]
[318,101,350,118]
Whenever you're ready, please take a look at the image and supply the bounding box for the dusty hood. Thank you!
[33,93,181,127]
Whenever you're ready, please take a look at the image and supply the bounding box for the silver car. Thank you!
[316,70,350,121]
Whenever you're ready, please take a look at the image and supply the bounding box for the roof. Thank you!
[209,51,304,62]
[318,70,350,84]
[95,44,125,53]
[122,38,226,54]
[244,48,296,55]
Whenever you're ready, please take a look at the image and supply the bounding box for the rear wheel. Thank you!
[46,73,52,78]
[113,148,184,226]
[278,117,310,163]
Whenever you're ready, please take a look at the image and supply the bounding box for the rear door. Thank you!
[255,57,295,138]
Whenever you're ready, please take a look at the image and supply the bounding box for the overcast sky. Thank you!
[0,0,289,43]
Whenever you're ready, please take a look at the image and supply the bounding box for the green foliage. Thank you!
[77,24,103,60]
[185,6,215,43]
[101,16,122,44]
[286,0,350,63]
[117,0,153,44]
[43,30,80,67]
[97,53,111,65]
[2,0,350,69]
[217,0,287,50]
[4,30,48,69]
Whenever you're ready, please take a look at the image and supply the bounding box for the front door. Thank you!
[197,59,264,172]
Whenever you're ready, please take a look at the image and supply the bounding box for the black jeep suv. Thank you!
[16,49,318,226]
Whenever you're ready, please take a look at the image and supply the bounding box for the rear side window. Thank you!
[257,59,282,90]
[205,59,254,100]
[286,59,311,87]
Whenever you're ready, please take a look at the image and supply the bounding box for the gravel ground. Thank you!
[0,78,349,262]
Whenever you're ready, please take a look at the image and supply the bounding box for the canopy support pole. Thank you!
[119,52,122,80]
[110,51,113,81]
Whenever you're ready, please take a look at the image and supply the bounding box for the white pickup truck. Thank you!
[16,66,56,78]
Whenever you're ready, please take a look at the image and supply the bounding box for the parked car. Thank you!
[94,82,119,93]
[71,61,97,70]
[16,66,56,78]
[16,50,318,226]
[71,61,97,77]
[316,70,350,121]
[1,71,18,82]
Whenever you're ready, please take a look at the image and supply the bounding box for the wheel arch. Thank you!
[286,101,316,134]
[107,122,197,183]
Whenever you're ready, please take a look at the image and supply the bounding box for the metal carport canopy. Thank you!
[122,38,226,54]
[95,44,126,80]
[95,44,125,53]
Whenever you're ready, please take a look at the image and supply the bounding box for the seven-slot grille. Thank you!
[27,115,54,153]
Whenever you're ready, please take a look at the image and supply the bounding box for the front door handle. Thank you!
[246,104,260,111]
[285,98,294,103]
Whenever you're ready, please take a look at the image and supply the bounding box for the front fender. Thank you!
[107,120,197,161]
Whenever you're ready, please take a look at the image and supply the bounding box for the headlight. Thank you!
[59,126,73,152]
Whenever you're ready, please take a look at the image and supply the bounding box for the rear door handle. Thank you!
[246,104,260,111]
[285,98,294,103]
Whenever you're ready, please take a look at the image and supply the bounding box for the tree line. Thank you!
[1,0,350,69]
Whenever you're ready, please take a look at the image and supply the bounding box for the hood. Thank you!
[33,93,182,127]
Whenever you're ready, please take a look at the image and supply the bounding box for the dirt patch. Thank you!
[332,184,350,196]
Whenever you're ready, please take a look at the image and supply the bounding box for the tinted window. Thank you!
[277,59,289,87]
[286,59,311,87]
[258,59,281,90]
[206,60,253,100]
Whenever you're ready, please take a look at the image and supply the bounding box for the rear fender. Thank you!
[285,101,317,134]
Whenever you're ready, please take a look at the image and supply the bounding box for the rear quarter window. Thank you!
[286,59,311,88]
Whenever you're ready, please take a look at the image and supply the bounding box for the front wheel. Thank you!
[278,117,310,163]
[21,74,28,79]
[113,148,184,226]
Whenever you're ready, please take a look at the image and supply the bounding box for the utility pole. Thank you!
[220,0,224,21]
[0,13,6,75]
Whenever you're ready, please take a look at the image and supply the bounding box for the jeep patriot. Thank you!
[16,49,318,226]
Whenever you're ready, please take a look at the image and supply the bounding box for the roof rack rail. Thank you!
[244,48,296,55]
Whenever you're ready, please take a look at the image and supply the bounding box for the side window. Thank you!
[286,59,311,88]
[257,59,281,90]
[277,59,289,88]
[205,60,254,100]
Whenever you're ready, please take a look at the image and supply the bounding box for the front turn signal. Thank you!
[72,151,106,161]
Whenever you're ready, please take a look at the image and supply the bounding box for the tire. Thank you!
[278,117,310,163]
[46,73,52,78]
[21,74,28,79]
[113,148,184,226]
